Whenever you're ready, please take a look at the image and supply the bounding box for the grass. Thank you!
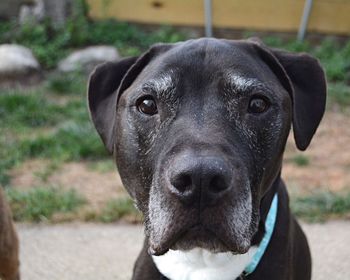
[328,83,350,106]
[0,87,106,186]
[18,122,107,161]
[45,71,87,95]
[6,186,85,222]
[291,155,310,167]
[87,160,116,173]
[98,197,141,223]
[0,90,65,128]
[291,191,350,222]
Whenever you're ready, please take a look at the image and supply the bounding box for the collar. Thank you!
[243,193,278,276]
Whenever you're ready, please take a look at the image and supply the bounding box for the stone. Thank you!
[19,0,45,24]
[0,44,41,87]
[58,46,120,73]
[9,0,73,25]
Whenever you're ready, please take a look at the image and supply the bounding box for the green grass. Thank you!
[6,186,85,222]
[98,197,140,223]
[328,83,350,106]
[45,72,87,95]
[291,191,350,222]
[19,122,107,161]
[87,160,116,173]
[0,90,65,128]
[313,39,350,83]
[0,87,106,186]
[291,154,310,167]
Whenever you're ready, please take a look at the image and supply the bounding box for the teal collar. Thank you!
[244,193,279,276]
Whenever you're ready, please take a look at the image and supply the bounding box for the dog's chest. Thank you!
[152,247,258,280]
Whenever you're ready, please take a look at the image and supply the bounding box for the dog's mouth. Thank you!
[170,224,232,252]
[148,223,251,256]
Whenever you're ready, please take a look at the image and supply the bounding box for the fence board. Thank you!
[86,0,350,34]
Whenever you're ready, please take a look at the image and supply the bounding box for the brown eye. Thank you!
[248,97,269,114]
[137,96,158,115]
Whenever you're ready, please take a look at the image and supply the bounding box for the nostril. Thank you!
[209,175,229,194]
[167,156,232,205]
[171,174,192,194]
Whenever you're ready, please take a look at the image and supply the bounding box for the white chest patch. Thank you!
[152,247,258,280]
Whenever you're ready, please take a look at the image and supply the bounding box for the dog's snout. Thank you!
[168,156,232,205]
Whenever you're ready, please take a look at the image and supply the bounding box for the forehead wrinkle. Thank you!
[224,73,271,94]
[143,70,177,99]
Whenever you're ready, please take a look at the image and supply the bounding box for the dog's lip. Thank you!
[148,223,233,256]
[148,225,191,256]
[148,246,168,256]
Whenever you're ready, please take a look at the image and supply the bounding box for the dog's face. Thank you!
[88,38,326,256]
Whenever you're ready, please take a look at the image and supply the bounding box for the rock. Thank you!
[0,44,41,87]
[58,46,120,73]
[19,0,45,24]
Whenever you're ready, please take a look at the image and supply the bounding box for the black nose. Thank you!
[168,156,232,206]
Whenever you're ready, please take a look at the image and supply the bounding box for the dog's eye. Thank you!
[137,96,158,115]
[248,96,269,114]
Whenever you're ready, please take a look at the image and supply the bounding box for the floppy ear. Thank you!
[250,39,327,150]
[271,49,327,150]
[88,57,139,153]
[88,44,172,153]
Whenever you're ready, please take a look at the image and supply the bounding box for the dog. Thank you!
[88,38,326,280]
[0,188,20,280]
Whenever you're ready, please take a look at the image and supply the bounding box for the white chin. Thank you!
[152,246,258,280]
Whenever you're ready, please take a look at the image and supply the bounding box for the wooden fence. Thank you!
[86,0,350,35]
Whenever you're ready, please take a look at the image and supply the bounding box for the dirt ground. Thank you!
[283,109,350,194]
[17,221,350,280]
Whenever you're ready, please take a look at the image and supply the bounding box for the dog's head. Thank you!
[88,38,326,256]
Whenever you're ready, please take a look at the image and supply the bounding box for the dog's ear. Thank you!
[88,44,172,153]
[249,38,327,150]
[271,48,327,150]
[88,57,138,153]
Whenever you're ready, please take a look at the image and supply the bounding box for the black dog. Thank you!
[88,38,326,280]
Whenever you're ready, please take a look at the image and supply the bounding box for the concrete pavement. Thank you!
[17,221,350,280]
